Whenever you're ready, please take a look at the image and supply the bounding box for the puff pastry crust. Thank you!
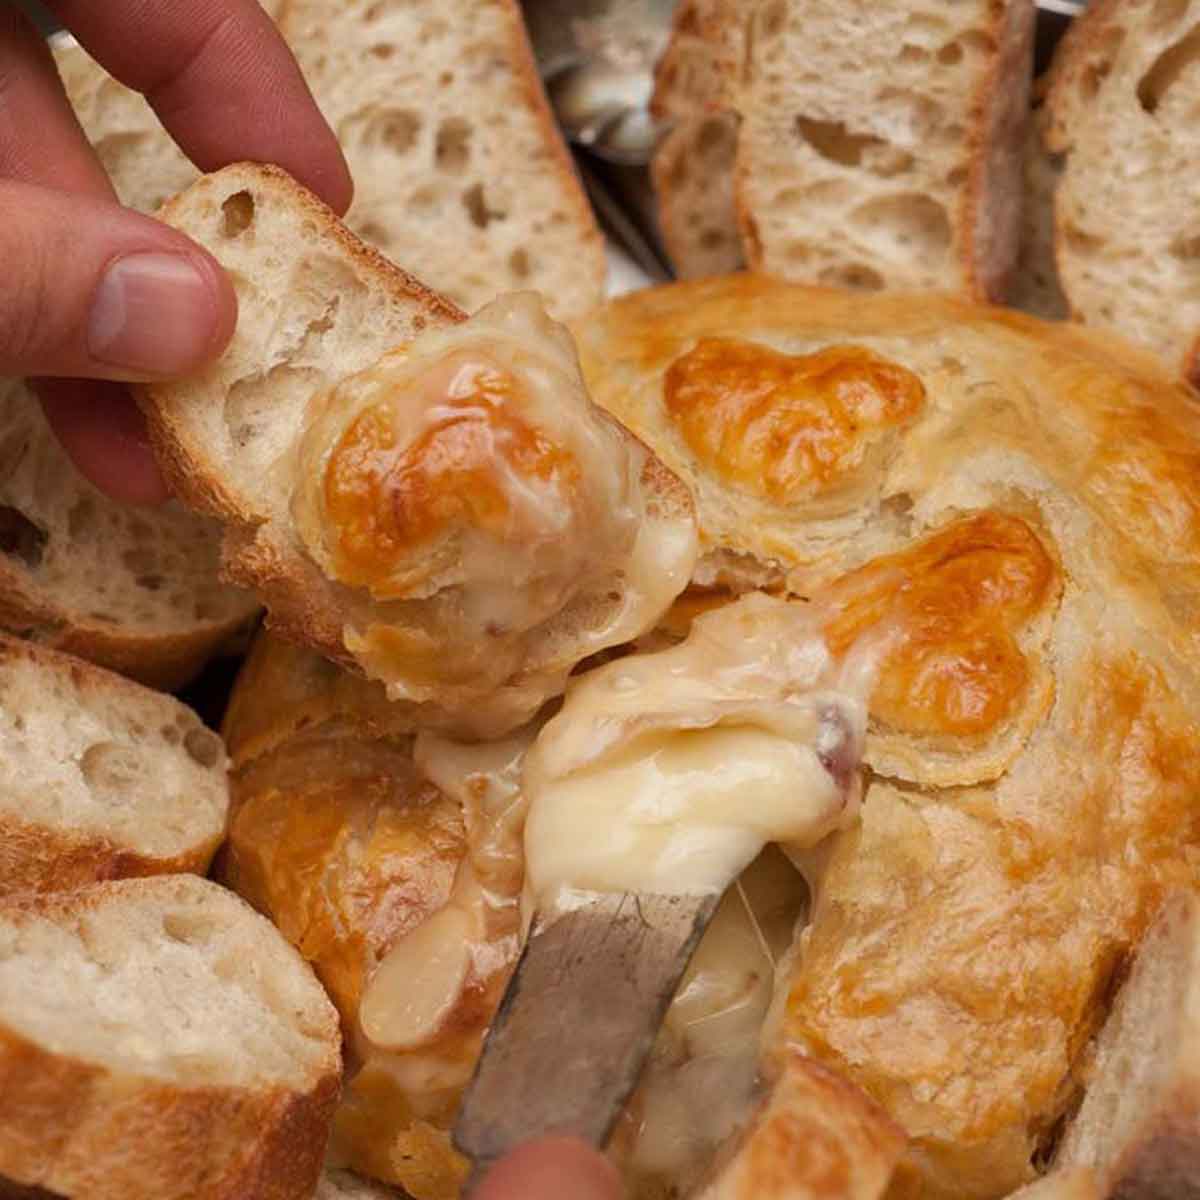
[226,277,1200,1199]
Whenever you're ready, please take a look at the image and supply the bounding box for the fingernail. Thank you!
[88,252,221,375]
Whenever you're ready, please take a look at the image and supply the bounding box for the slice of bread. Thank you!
[0,634,228,899]
[0,874,341,1200]
[1054,890,1200,1196]
[652,0,1036,299]
[142,163,696,734]
[279,0,606,319]
[1044,0,1200,384]
[650,0,745,279]
[0,377,258,691]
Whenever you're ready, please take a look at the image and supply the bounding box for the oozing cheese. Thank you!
[523,593,873,907]
[289,293,697,714]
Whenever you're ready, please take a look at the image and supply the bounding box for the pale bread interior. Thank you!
[0,642,226,857]
[0,876,335,1090]
[0,380,255,638]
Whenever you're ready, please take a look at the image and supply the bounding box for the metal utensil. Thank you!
[522,0,676,166]
[453,890,720,1186]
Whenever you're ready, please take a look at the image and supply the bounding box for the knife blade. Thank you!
[452,888,720,1186]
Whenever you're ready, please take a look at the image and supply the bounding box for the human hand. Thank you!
[0,0,352,503]
[469,1137,623,1200]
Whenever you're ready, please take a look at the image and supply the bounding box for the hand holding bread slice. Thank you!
[141,163,697,736]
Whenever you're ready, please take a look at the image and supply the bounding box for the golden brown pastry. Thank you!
[225,276,1200,1200]
[569,275,1200,1197]
[144,167,699,739]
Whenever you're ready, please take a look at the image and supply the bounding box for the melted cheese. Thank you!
[523,593,874,906]
[290,292,698,709]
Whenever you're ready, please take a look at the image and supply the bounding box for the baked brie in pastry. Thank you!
[287,293,697,733]
[224,277,1200,1200]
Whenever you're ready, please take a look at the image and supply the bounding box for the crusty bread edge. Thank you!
[961,0,1036,301]
[0,880,341,1200]
[139,162,466,530]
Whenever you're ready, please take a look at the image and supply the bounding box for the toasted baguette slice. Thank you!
[142,164,697,734]
[679,0,1035,298]
[1054,890,1200,1196]
[0,635,229,898]
[650,0,745,279]
[1044,0,1200,384]
[0,378,257,690]
[0,875,341,1200]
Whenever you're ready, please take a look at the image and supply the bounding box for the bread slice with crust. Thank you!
[1054,890,1200,1196]
[651,0,1036,299]
[650,0,745,279]
[0,378,258,691]
[0,874,341,1200]
[1044,0,1200,384]
[279,0,606,319]
[0,634,228,899]
[141,163,697,735]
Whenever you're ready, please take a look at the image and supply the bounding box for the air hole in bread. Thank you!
[899,44,929,64]
[947,164,969,187]
[136,574,164,592]
[184,727,222,768]
[408,184,438,215]
[220,191,255,239]
[369,42,396,59]
[758,0,787,39]
[80,742,143,796]
[162,909,220,947]
[1137,24,1200,114]
[700,229,731,252]
[695,117,733,157]
[1063,224,1104,256]
[818,262,885,291]
[356,219,389,247]
[122,546,158,576]
[794,116,886,168]
[937,41,964,66]
[435,117,472,173]
[462,182,506,229]
[1079,28,1126,101]
[850,193,951,256]
[1170,232,1200,260]
[363,108,421,157]
[509,247,531,279]
[0,505,48,568]
[160,723,181,746]
[956,29,998,57]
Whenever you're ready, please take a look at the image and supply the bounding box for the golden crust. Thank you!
[570,275,1200,1197]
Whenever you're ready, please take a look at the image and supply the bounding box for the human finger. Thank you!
[45,0,353,214]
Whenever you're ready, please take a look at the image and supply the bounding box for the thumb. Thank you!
[0,178,236,381]
[469,1137,623,1200]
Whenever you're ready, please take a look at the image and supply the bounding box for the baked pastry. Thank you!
[222,275,1200,1199]
[0,875,341,1200]
[568,275,1200,1196]
[140,165,697,736]
[0,633,228,899]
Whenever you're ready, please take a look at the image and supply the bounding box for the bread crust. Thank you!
[0,634,229,899]
[0,879,341,1200]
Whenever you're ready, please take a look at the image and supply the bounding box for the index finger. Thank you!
[46,0,353,214]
